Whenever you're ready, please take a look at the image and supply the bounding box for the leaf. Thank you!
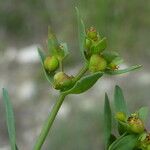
[102,51,119,63]
[104,93,112,149]
[75,7,86,61]
[138,107,149,122]
[2,88,17,150]
[60,42,69,59]
[37,48,54,84]
[47,27,59,54]
[48,27,65,60]
[114,85,128,114]
[93,37,107,53]
[108,134,138,150]
[64,72,103,94]
[110,57,124,65]
[114,86,129,135]
[105,65,142,75]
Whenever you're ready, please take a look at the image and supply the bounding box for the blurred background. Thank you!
[0,0,150,149]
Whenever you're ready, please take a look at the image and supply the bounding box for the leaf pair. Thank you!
[104,86,141,150]
[104,86,149,150]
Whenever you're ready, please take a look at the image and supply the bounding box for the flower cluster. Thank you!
[85,27,123,72]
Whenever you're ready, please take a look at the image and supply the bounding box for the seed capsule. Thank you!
[87,27,98,41]
[54,72,74,90]
[127,116,144,134]
[89,54,107,72]
[44,56,59,72]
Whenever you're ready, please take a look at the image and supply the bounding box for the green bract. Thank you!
[115,112,127,122]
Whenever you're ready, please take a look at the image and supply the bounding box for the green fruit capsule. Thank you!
[89,54,107,72]
[54,72,74,90]
[115,112,127,122]
[87,27,98,41]
[127,116,145,134]
[44,56,59,72]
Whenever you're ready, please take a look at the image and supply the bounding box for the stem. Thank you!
[33,93,66,150]
[60,60,64,72]
[74,63,88,82]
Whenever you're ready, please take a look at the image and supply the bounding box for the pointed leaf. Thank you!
[60,42,69,59]
[64,72,103,94]
[75,7,86,61]
[2,88,17,150]
[37,48,54,84]
[108,134,138,150]
[138,107,149,122]
[114,85,128,114]
[104,93,112,149]
[105,65,142,75]
[47,27,59,54]
[114,86,129,135]
[48,27,65,60]
[102,51,119,63]
[93,37,107,53]
[110,57,124,65]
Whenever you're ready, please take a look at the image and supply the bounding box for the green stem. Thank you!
[60,60,64,72]
[33,64,88,150]
[33,93,66,150]
[74,63,88,82]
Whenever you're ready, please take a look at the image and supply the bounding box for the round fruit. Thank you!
[89,54,107,72]
[44,56,59,72]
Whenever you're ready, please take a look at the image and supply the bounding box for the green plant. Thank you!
[104,86,150,150]
[2,8,141,150]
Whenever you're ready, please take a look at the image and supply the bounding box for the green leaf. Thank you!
[105,65,142,75]
[138,107,149,122]
[48,27,65,60]
[102,51,119,63]
[104,93,112,149]
[2,88,17,150]
[93,37,107,53]
[108,134,138,150]
[114,85,128,114]
[37,48,54,84]
[64,72,103,94]
[75,7,86,62]
[110,57,124,65]
[60,42,69,59]
[114,86,128,135]
[47,27,59,55]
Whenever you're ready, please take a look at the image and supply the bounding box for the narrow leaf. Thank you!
[114,86,129,135]
[2,88,17,150]
[75,7,86,61]
[104,93,112,149]
[114,85,128,114]
[105,65,142,75]
[108,134,138,150]
[64,72,103,94]
[37,48,54,84]
[138,107,149,122]
[47,27,59,55]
